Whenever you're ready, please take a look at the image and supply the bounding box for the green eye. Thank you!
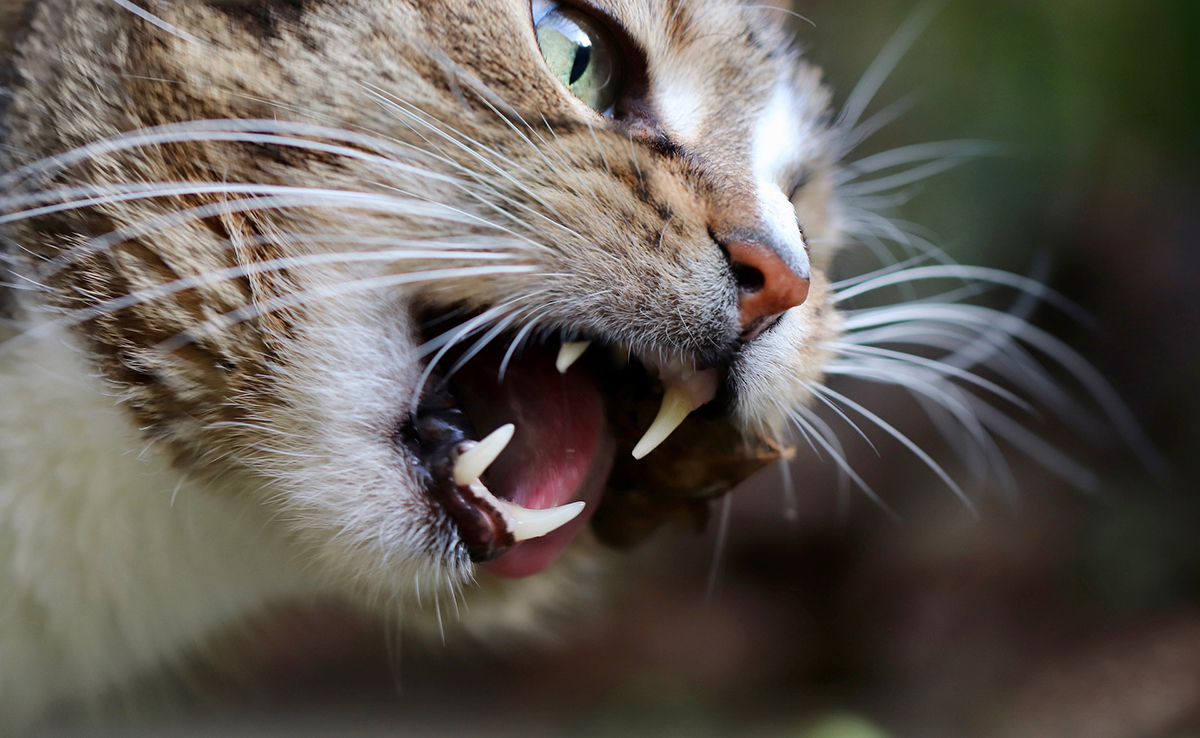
[534,5,623,114]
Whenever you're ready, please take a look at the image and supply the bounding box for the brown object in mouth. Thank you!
[592,374,793,548]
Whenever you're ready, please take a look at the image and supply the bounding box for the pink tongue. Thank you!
[452,346,611,579]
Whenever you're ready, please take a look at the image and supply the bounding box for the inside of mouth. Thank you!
[426,329,614,577]
[413,309,781,577]
[450,341,608,502]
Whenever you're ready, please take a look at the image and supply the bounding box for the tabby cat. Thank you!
[0,0,1104,729]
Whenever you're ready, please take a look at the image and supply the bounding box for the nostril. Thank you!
[720,237,811,334]
[730,262,765,293]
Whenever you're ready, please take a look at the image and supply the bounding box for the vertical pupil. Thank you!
[568,44,591,85]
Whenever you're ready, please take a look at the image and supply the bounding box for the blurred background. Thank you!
[40,1,1199,736]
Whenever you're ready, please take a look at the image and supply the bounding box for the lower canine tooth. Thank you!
[494,498,586,541]
[631,384,693,459]
[452,423,515,486]
[463,480,586,542]
[555,341,591,373]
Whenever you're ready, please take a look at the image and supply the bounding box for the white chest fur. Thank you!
[0,326,309,729]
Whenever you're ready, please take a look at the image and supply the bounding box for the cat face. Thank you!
[4,0,842,606]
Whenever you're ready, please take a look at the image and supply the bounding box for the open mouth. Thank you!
[400,313,790,579]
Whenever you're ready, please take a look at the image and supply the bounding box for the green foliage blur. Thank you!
[807,0,1198,268]
[807,0,1200,474]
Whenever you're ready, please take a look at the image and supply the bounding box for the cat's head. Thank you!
[3,0,844,616]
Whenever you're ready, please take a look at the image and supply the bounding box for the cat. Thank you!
[0,0,1122,730]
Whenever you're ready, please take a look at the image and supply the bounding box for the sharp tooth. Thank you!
[631,384,694,459]
[555,341,591,373]
[493,497,586,541]
[463,479,586,542]
[452,423,515,486]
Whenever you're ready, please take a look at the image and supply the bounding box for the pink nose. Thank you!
[724,238,811,335]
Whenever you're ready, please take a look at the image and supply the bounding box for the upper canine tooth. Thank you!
[452,423,515,486]
[683,367,720,408]
[492,497,586,541]
[631,384,694,459]
[556,341,591,373]
[630,368,720,460]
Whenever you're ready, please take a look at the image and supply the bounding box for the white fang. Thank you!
[495,497,586,541]
[463,479,586,542]
[556,341,591,373]
[632,384,694,459]
[452,423,515,486]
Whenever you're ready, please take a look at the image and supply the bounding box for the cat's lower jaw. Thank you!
[0,323,311,730]
[0,314,613,731]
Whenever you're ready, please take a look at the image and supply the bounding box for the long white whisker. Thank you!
[740,4,815,28]
[968,400,1101,492]
[841,309,1112,438]
[368,80,557,177]
[839,93,919,157]
[840,153,990,197]
[28,190,538,281]
[362,86,584,238]
[156,265,539,354]
[805,382,880,453]
[440,73,561,172]
[12,246,512,340]
[443,300,547,380]
[842,302,1165,475]
[830,253,934,292]
[836,320,1104,436]
[705,494,733,601]
[811,382,977,515]
[840,222,911,270]
[911,392,1017,499]
[835,0,942,134]
[3,178,456,227]
[827,344,1033,412]
[840,140,1000,182]
[778,455,799,522]
[498,317,544,381]
[365,87,547,187]
[826,361,1005,473]
[1,119,453,188]
[107,0,210,47]
[5,169,559,263]
[792,405,848,512]
[0,126,572,264]
[790,402,900,521]
[411,299,531,414]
